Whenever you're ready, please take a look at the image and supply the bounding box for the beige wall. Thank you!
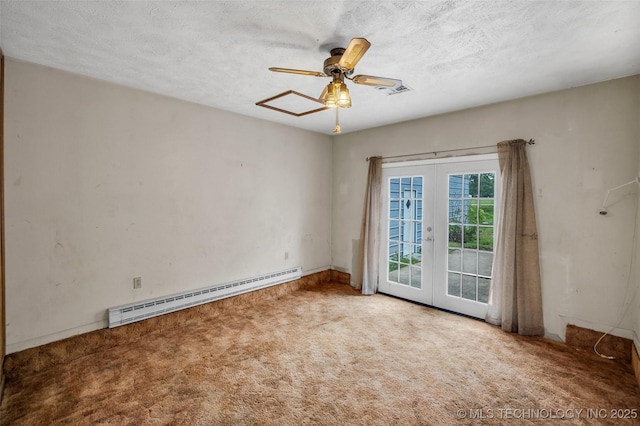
[4,59,333,353]
[332,75,640,341]
[5,57,640,353]
[636,82,640,352]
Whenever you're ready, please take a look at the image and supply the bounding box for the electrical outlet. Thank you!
[133,277,142,289]
[284,251,289,260]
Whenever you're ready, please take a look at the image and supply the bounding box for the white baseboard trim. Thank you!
[7,269,331,354]
[302,265,331,276]
[544,332,563,342]
[6,320,107,355]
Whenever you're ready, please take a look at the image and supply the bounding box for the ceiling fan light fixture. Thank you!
[320,82,338,108]
[262,36,403,132]
[336,82,351,108]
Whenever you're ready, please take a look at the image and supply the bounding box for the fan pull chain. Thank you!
[333,107,341,133]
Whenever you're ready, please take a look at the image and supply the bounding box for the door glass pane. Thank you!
[389,264,399,282]
[448,272,461,296]
[479,201,493,225]
[478,277,491,303]
[399,243,409,262]
[447,171,497,305]
[448,248,461,272]
[410,267,421,288]
[389,220,399,240]
[449,175,463,198]
[415,200,423,220]
[400,222,410,242]
[464,175,478,198]
[400,200,411,219]
[479,173,495,198]
[478,227,493,251]
[462,250,477,274]
[411,245,422,264]
[464,199,478,224]
[462,275,477,300]
[387,175,423,289]
[463,225,478,249]
[390,178,400,199]
[389,236,399,283]
[449,200,462,223]
[401,177,411,194]
[389,241,399,261]
[398,263,410,285]
[449,224,462,247]
[390,200,400,219]
[478,251,493,276]
[414,176,423,198]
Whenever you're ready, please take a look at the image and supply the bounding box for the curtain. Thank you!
[486,140,544,335]
[354,156,383,295]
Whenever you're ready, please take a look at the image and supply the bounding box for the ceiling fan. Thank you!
[256,37,403,132]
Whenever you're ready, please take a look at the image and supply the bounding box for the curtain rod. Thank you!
[365,139,535,162]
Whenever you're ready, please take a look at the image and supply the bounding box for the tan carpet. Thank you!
[1,283,639,425]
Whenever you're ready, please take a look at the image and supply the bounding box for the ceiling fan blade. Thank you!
[352,74,402,88]
[269,67,327,77]
[338,38,371,70]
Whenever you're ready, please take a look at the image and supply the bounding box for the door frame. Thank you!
[378,153,499,317]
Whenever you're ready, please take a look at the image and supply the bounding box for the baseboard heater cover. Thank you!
[108,266,302,328]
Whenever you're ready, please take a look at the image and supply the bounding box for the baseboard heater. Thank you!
[108,266,302,328]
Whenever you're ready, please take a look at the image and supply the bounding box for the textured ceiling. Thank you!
[1,1,639,135]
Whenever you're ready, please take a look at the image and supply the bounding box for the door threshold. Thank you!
[377,291,486,323]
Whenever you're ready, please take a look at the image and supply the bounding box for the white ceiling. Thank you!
[1,1,639,135]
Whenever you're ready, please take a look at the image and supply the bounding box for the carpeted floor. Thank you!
[1,282,639,425]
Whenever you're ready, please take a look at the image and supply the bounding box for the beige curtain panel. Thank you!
[486,140,544,336]
[355,156,382,295]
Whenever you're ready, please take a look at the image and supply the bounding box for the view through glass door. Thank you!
[378,156,500,319]
[378,165,435,305]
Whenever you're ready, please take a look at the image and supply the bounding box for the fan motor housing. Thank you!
[323,48,352,76]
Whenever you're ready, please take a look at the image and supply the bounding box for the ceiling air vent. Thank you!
[378,84,412,95]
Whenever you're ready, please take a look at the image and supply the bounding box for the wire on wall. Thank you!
[599,176,640,215]
[593,175,640,359]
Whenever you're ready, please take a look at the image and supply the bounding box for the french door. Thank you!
[377,155,500,319]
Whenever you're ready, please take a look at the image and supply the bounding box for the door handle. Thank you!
[422,237,433,242]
